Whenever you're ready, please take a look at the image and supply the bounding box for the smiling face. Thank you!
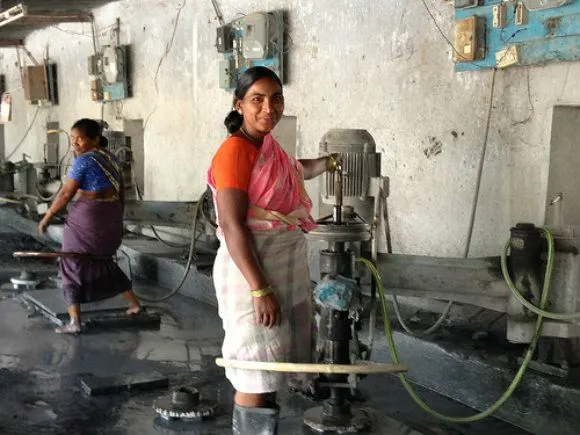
[235,77,284,139]
[70,128,99,156]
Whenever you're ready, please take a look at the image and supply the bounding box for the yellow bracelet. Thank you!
[326,154,339,172]
[251,287,273,298]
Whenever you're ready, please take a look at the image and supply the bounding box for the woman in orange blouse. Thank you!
[207,67,337,435]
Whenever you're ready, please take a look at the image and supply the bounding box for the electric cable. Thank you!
[143,0,186,130]
[388,59,497,337]
[356,225,553,423]
[210,0,225,26]
[112,146,209,302]
[132,196,203,303]
[5,107,40,160]
[113,146,191,249]
[418,0,486,67]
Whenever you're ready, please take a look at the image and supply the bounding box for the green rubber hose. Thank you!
[356,226,554,423]
[501,237,580,320]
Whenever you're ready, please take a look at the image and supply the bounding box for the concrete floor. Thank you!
[0,232,530,435]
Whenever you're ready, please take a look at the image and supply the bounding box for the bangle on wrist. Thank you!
[251,287,273,298]
[326,155,338,172]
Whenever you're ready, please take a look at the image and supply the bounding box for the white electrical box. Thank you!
[523,0,570,10]
[242,12,274,60]
[492,4,507,28]
[496,45,521,68]
[515,2,529,25]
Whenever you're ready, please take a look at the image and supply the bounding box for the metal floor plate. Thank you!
[20,288,160,329]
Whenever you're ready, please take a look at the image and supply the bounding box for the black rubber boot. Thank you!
[232,404,279,435]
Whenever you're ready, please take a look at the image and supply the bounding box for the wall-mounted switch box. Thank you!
[493,4,507,28]
[454,16,486,63]
[515,2,529,25]
[496,45,521,68]
[216,25,233,53]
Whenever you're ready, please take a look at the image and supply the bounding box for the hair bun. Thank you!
[224,110,243,134]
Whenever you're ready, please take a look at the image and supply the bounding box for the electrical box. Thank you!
[453,16,486,63]
[242,12,275,60]
[216,25,233,53]
[454,0,480,7]
[87,45,130,102]
[492,4,507,28]
[496,45,521,68]
[456,0,580,71]
[216,10,284,91]
[523,0,570,10]
[515,2,529,25]
[23,64,58,105]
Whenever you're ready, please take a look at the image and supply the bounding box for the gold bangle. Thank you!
[326,155,338,172]
[251,287,273,298]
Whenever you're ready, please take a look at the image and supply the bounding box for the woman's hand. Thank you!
[326,153,341,172]
[253,293,281,328]
[38,217,50,236]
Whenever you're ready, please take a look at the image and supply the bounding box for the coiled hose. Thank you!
[356,226,554,423]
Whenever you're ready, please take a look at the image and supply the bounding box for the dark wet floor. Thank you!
[0,233,530,435]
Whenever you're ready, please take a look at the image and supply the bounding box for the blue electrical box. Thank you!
[455,0,580,71]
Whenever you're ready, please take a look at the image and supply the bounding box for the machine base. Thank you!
[303,406,373,433]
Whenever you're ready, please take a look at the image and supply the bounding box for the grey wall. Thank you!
[0,0,577,257]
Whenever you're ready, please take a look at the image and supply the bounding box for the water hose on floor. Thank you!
[131,196,204,303]
[356,225,554,423]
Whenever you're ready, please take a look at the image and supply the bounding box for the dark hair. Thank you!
[71,118,108,148]
[224,67,283,134]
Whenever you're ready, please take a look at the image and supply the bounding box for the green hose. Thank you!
[356,226,554,423]
[501,239,580,320]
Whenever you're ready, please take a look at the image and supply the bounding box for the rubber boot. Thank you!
[232,404,279,435]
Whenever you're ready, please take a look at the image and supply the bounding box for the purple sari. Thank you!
[60,149,131,305]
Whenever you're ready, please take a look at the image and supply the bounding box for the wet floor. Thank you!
[0,233,530,435]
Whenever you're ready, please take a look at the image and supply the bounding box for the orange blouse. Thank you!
[210,136,259,193]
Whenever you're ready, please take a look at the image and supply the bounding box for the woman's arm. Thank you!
[216,188,280,328]
[298,154,338,180]
[38,179,80,236]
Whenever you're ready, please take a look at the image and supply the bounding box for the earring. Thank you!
[237,109,242,114]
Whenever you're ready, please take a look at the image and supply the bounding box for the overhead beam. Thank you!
[0,38,23,46]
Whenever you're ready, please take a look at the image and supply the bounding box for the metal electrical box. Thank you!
[242,12,275,60]
[216,10,284,91]
[216,25,233,53]
[454,0,480,7]
[23,64,58,105]
[453,16,486,63]
[523,0,570,10]
[87,45,130,102]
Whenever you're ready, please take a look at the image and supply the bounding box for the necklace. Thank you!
[239,126,263,147]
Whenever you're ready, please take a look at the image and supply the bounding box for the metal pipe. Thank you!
[332,164,343,225]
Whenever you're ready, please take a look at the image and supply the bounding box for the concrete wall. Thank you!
[1,0,578,257]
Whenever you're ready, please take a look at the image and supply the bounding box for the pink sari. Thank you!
[208,134,317,232]
[208,134,315,393]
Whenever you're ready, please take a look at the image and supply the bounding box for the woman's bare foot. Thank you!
[55,322,81,334]
[126,305,141,315]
